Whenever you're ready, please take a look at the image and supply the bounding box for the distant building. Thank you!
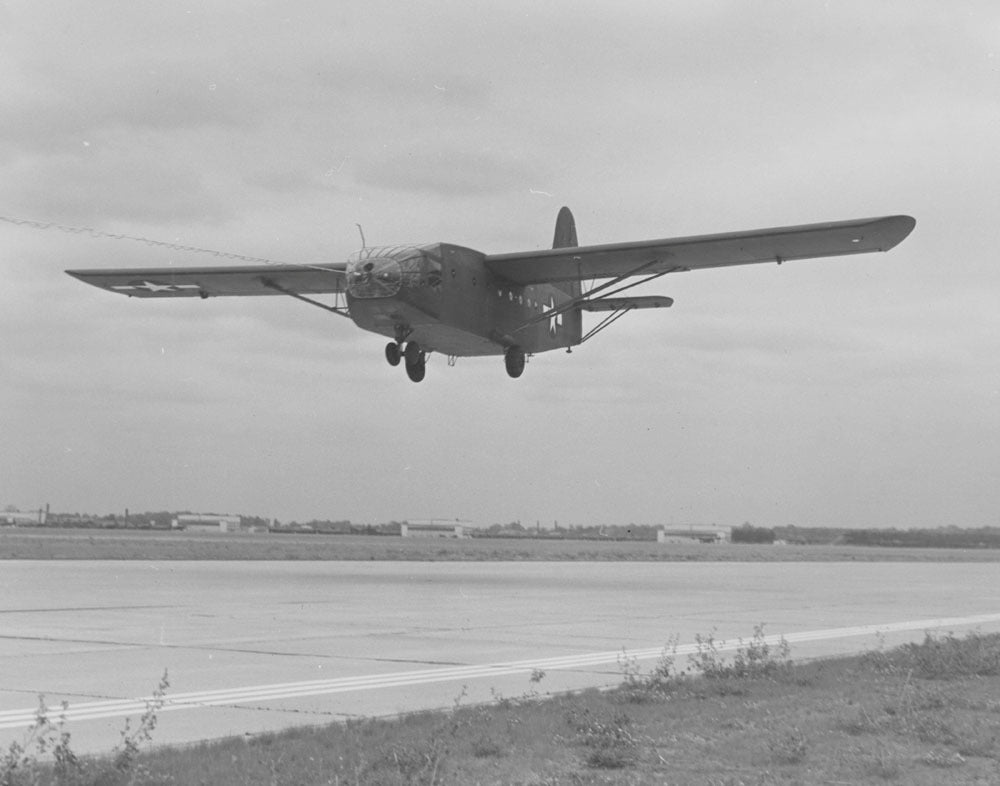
[658,525,731,544]
[173,514,244,533]
[400,519,476,538]
[1,507,46,526]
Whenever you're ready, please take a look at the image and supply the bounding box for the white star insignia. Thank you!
[545,297,562,335]
[112,280,201,293]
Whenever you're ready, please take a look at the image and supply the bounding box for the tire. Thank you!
[406,357,426,382]
[504,347,525,378]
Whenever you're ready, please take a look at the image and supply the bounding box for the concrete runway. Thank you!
[1,560,999,753]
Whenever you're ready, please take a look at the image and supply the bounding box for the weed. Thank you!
[956,732,998,759]
[835,706,881,736]
[732,625,792,680]
[1,695,76,786]
[381,740,448,784]
[0,671,168,786]
[617,636,684,704]
[489,686,513,711]
[581,711,639,769]
[899,631,1000,679]
[648,634,681,688]
[469,735,505,759]
[566,707,640,769]
[908,714,957,746]
[616,650,650,703]
[522,667,547,701]
[112,670,170,778]
[861,631,899,676]
[379,686,476,783]
[688,628,728,680]
[617,648,641,683]
[688,625,792,682]
[767,727,808,765]
[863,742,903,780]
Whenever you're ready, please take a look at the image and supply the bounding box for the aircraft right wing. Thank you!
[484,215,915,285]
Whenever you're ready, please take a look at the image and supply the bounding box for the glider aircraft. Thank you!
[67,208,915,382]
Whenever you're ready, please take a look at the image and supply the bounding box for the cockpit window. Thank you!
[346,245,441,299]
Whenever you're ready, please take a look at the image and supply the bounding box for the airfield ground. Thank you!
[3,527,1000,562]
[3,529,999,784]
[8,631,1000,785]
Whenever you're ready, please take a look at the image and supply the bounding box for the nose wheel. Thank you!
[384,342,401,366]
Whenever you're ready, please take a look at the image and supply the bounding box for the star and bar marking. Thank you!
[545,297,562,335]
[111,280,202,293]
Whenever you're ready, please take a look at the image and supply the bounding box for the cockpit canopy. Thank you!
[345,245,442,299]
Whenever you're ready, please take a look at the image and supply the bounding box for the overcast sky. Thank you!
[2,1,998,529]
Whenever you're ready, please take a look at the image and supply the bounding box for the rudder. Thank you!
[552,206,578,249]
[551,207,582,344]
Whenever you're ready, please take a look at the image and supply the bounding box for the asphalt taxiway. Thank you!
[1,560,998,753]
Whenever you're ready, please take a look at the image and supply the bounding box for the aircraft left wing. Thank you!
[65,263,347,298]
[484,215,915,285]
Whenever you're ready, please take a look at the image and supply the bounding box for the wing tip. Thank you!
[880,214,916,250]
[65,269,96,284]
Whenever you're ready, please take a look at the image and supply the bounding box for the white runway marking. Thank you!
[1,612,997,731]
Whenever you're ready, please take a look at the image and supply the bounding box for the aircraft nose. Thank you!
[346,256,402,298]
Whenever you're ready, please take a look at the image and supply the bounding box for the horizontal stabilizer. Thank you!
[579,295,673,312]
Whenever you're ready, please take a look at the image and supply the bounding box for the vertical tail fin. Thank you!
[552,207,581,345]
[552,206,578,249]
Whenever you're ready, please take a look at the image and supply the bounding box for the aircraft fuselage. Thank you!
[346,243,582,358]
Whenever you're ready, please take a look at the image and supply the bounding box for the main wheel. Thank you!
[404,341,422,366]
[385,342,401,366]
[404,341,426,382]
[504,346,526,378]
[405,355,426,382]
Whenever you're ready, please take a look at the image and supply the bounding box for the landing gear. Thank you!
[386,341,525,382]
[406,359,426,382]
[504,346,526,379]
[404,341,426,383]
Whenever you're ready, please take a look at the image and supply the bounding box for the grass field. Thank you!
[3,527,1000,562]
[5,630,999,785]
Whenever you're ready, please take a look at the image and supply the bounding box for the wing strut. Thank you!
[513,258,678,334]
[578,306,637,345]
[576,295,674,345]
[260,278,351,319]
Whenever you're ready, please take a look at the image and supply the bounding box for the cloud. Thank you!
[1,148,233,225]
[357,146,545,196]
[0,55,263,164]
[248,169,336,196]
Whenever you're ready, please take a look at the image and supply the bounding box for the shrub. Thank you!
[617,636,682,703]
[688,625,792,681]
[0,672,168,786]
[899,631,1000,679]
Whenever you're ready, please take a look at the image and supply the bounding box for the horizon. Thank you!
[6,504,998,533]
